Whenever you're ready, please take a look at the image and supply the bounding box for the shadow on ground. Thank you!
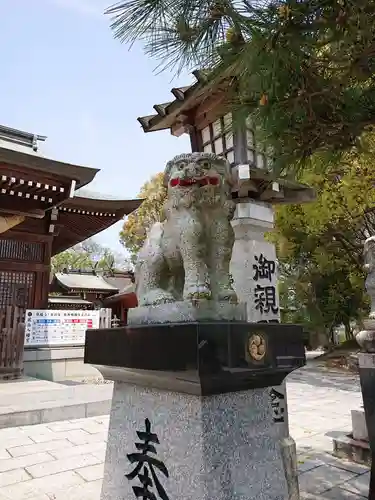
[288,361,360,393]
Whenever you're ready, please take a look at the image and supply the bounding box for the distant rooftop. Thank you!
[74,188,126,202]
[0,124,46,155]
[54,273,118,292]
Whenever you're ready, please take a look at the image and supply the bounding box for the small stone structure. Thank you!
[85,152,306,500]
[355,238,375,497]
[332,236,375,499]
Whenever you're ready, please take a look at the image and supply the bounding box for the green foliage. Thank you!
[106,0,375,173]
[51,238,131,273]
[272,141,375,343]
[119,172,167,261]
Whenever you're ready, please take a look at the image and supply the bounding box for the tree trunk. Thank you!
[344,321,354,341]
[329,326,336,346]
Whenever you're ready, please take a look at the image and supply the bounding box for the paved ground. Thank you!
[0,361,369,499]
[289,364,368,499]
[0,377,111,428]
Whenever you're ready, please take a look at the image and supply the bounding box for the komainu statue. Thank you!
[135,152,238,307]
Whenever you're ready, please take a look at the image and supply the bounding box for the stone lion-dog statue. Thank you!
[135,152,238,307]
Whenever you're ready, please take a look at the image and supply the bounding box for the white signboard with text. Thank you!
[25,309,100,347]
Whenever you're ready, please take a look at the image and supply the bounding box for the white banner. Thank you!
[25,309,100,347]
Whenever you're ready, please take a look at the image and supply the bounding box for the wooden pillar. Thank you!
[41,237,53,309]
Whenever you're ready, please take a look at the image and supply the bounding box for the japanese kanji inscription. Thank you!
[269,388,285,423]
[126,418,170,500]
[253,253,279,316]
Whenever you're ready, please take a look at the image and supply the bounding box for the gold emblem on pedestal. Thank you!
[248,333,266,361]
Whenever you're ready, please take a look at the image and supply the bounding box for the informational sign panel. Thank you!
[24,309,100,347]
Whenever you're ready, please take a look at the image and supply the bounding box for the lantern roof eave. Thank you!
[137,70,220,133]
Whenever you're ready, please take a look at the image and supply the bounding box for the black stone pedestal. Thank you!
[84,321,305,391]
[84,321,305,500]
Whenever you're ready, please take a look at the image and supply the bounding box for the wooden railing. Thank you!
[0,306,25,380]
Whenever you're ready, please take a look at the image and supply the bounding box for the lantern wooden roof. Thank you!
[137,75,315,206]
[137,70,228,135]
[230,165,315,205]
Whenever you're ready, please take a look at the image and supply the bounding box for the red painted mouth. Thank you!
[170,176,220,187]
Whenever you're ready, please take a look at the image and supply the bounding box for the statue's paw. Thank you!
[185,285,212,301]
[218,288,238,304]
[140,289,175,306]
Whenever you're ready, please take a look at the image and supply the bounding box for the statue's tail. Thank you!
[134,222,165,299]
[141,222,164,254]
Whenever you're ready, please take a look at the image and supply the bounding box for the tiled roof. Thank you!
[55,273,118,292]
[0,124,46,155]
[103,275,133,291]
[103,283,136,303]
[52,197,143,255]
[61,191,143,213]
[74,188,127,201]
[48,296,93,305]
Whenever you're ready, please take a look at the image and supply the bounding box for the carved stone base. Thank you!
[100,382,289,500]
[127,300,247,325]
[85,322,305,500]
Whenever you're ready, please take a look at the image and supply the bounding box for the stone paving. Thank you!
[0,377,112,428]
[0,362,369,499]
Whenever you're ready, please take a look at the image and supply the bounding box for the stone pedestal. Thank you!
[231,201,279,324]
[332,407,371,466]
[352,409,369,442]
[356,328,375,499]
[357,351,375,499]
[128,301,246,325]
[102,382,288,500]
[230,201,299,500]
[85,321,305,500]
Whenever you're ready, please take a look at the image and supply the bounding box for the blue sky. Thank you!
[0,0,190,254]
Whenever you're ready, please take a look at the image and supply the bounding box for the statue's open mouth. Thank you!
[170,176,219,187]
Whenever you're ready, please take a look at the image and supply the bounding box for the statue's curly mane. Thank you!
[163,152,233,187]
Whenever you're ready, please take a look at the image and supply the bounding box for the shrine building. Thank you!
[0,124,142,312]
[49,269,136,319]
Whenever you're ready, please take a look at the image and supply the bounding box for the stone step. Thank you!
[0,377,113,429]
[332,433,371,467]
